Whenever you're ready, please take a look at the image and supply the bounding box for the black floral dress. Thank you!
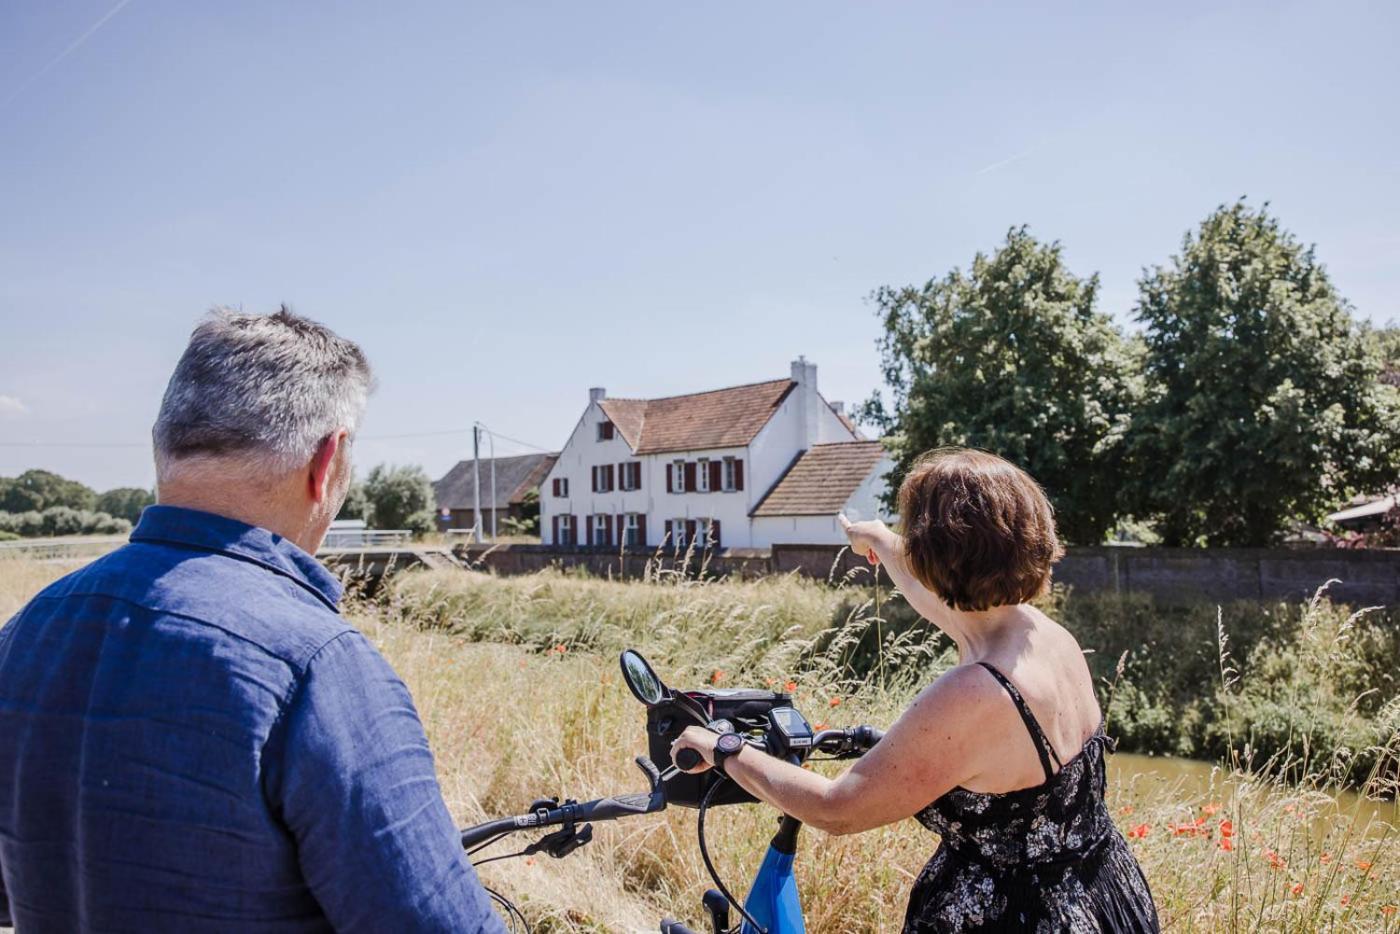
[904,663,1160,933]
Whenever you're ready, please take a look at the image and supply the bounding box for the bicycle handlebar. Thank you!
[460,759,668,850]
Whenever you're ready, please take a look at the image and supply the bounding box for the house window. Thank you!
[619,461,641,491]
[558,514,573,546]
[597,421,615,441]
[593,514,609,546]
[623,513,640,546]
[671,518,687,548]
[552,477,569,498]
[592,465,615,493]
[722,457,737,492]
[693,518,708,548]
[671,459,686,493]
[696,458,710,492]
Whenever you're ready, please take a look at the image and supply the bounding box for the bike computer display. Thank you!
[768,706,813,748]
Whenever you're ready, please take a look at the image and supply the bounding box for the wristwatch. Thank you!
[712,731,746,775]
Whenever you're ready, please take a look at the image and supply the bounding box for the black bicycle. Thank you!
[459,649,883,933]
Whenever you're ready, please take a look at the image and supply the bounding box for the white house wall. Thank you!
[842,454,896,524]
[541,402,759,547]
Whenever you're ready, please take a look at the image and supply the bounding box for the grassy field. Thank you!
[3,558,1398,932]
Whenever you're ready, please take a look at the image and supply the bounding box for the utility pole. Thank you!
[472,424,482,543]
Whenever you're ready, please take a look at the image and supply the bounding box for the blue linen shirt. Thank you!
[0,505,504,933]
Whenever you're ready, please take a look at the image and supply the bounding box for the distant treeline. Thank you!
[0,470,153,540]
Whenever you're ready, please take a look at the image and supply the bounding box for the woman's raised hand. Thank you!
[838,514,892,565]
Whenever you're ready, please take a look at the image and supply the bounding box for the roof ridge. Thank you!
[810,440,883,448]
[600,376,792,405]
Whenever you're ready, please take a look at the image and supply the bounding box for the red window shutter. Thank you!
[551,478,558,497]
[604,514,613,547]
[709,460,722,492]
[664,519,672,546]
[615,513,624,545]
[607,464,616,492]
[637,514,647,547]
[590,466,597,493]
[582,514,590,545]
[734,459,745,491]
[666,464,674,493]
[686,519,697,544]
[711,519,721,549]
[684,462,697,493]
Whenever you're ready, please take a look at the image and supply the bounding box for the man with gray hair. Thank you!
[0,308,504,932]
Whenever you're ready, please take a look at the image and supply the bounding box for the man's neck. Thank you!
[157,464,321,553]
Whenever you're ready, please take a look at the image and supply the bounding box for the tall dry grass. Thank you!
[2,558,1397,931]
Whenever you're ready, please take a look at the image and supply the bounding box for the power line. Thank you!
[0,426,556,452]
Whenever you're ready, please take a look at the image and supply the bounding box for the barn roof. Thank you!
[434,452,558,511]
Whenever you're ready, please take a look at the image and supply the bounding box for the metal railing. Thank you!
[0,535,129,561]
[319,529,414,550]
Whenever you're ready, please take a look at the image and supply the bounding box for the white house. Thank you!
[540,358,895,550]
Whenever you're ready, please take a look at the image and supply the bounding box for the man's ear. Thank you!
[309,429,349,504]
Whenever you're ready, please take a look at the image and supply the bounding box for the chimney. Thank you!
[589,387,606,404]
[790,356,820,451]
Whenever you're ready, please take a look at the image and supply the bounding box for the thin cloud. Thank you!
[0,395,28,417]
[2,0,135,109]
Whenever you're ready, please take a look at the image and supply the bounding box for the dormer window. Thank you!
[597,421,615,441]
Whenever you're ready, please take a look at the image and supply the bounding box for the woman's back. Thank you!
[904,656,1159,933]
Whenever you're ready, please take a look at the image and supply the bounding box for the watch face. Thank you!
[716,732,745,755]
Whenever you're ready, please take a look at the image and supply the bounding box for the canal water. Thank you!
[1109,751,1397,831]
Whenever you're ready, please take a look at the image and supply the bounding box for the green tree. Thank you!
[861,227,1144,544]
[0,469,97,513]
[336,481,374,526]
[96,487,155,524]
[362,464,435,532]
[1127,201,1400,546]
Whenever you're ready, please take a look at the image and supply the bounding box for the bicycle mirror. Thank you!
[620,649,666,706]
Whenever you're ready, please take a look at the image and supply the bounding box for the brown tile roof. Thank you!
[750,441,887,517]
[598,379,796,455]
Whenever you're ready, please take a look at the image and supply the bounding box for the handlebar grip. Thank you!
[460,816,521,849]
[674,747,704,771]
[659,919,696,934]
[858,725,886,749]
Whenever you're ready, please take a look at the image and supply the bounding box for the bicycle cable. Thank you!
[483,883,530,933]
[696,777,767,934]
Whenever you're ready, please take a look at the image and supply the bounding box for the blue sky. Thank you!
[2,1,1396,491]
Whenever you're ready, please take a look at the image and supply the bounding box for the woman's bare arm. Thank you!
[671,664,1004,836]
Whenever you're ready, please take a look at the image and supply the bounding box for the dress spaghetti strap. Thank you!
[975,661,1063,783]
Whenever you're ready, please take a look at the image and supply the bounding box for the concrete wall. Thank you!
[452,542,1400,605]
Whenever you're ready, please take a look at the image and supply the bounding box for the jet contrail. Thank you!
[974,147,1034,177]
[2,0,135,108]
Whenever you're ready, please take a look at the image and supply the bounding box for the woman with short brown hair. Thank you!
[673,447,1160,932]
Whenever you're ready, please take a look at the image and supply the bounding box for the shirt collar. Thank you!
[130,505,344,611]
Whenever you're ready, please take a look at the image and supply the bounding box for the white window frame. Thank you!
[620,461,637,491]
[696,458,710,492]
[722,457,737,492]
[672,459,686,493]
[623,513,640,546]
[561,478,569,497]
[597,421,614,441]
[593,514,608,546]
[694,518,709,548]
[559,514,573,545]
[672,517,687,548]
